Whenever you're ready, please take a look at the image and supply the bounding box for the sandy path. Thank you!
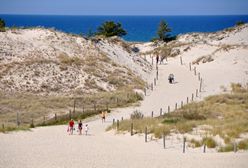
[0,58,247,168]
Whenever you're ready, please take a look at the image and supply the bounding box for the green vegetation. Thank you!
[156,20,172,42]
[189,139,202,148]
[0,18,6,31]
[203,137,217,148]
[96,21,127,37]
[107,83,248,151]
[0,88,144,133]
[130,110,144,120]
[236,21,245,26]
[238,139,248,150]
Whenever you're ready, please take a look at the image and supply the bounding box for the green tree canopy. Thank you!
[157,20,171,42]
[96,21,127,37]
[0,18,6,30]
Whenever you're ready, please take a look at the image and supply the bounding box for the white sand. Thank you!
[1,25,248,168]
[1,56,247,168]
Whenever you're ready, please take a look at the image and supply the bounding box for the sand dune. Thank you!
[1,25,248,168]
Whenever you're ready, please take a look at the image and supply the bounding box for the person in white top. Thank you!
[85,124,89,136]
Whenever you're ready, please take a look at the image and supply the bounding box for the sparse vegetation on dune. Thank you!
[0,87,144,132]
[108,84,248,151]
[0,26,150,132]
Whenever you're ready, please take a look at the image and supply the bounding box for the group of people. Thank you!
[68,119,89,135]
[67,111,108,135]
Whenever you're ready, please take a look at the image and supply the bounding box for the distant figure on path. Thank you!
[85,124,89,136]
[156,55,159,65]
[101,111,107,123]
[68,119,74,135]
[168,74,174,84]
[78,120,83,135]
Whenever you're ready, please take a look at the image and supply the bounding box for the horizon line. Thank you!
[1,13,248,17]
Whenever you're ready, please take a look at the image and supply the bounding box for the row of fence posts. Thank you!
[11,94,129,128]
[111,55,240,153]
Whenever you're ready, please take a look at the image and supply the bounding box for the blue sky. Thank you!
[0,0,248,15]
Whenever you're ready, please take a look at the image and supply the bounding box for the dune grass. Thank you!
[107,83,248,151]
[0,88,143,133]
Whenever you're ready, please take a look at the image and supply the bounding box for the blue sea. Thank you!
[1,15,248,42]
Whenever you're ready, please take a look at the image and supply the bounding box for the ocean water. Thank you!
[1,15,248,42]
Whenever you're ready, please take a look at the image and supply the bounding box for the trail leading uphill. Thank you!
[1,56,247,168]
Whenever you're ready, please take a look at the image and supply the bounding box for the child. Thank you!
[78,120,83,135]
[85,124,89,136]
[68,119,74,135]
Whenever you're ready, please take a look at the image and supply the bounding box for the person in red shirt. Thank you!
[68,119,74,135]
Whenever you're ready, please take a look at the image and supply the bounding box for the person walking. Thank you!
[78,120,83,135]
[156,55,159,65]
[85,124,89,136]
[68,119,74,135]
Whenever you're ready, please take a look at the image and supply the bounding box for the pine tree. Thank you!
[96,21,127,37]
[0,18,6,31]
[157,20,171,41]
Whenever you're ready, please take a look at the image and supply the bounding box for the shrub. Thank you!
[96,21,127,37]
[203,137,217,148]
[236,21,245,26]
[130,110,144,120]
[0,18,5,31]
[238,139,248,150]
[190,139,202,148]
[218,144,234,152]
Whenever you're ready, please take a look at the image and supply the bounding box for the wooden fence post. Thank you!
[152,57,154,65]
[154,78,156,86]
[196,89,198,97]
[31,119,34,128]
[144,88,146,96]
[183,137,186,153]
[181,101,183,108]
[233,142,237,153]
[156,70,158,80]
[180,56,183,65]
[203,144,206,153]
[69,110,72,120]
[198,73,201,81]
[151,83,153,91]
[187,97,189,104]
[106,103,109,111]
[113,119,115,125]
[16,112,20,127]
[131,123,133,136]
[189,63,192,71]
[194,67,197,76]
[168,106,170,113]
[121,117,123,121]
[145,127,148,142]
[151,111,154,118]
[55,113,57,121]
[192,93,194,101]
[160,108,162,116]
[43,116,46,125]
[94,102,96,112]
[175,103,177,110]
[117,120,119,131]
[163,132,166,149]
[2,124,4,130]
[73,99,76,114]
[200,78,203,92]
